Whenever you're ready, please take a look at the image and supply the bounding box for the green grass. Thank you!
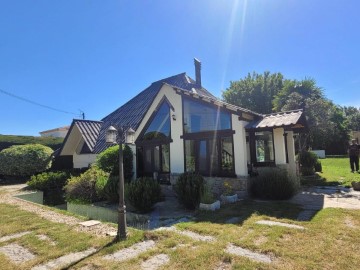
[1,199,359,269]
[301,157,360,187]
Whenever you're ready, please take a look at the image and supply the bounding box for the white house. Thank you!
[39,126,70,138]
[58,59,307,195]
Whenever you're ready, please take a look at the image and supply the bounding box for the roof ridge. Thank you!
[264,109,303,116]
[151,72,187,84]
[73,119,103,123]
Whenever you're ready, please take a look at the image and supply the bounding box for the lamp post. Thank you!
[105,125,135,240]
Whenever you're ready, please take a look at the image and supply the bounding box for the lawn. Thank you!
[301,157,360,187]
[0,201,359,269]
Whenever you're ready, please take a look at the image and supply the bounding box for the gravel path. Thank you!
[156,226,215,242]
[103,240,156,261]
[225,243,273,263]
[0,243,36,264]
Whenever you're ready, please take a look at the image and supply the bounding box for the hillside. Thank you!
[0,134,63,152]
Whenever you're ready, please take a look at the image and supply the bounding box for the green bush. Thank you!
[174,172,205,210]
[0,144,53,177]
[28,171,71,205]
[64,166,109,204]
[200,185,216,204]
[298,151,319,176]
[250,168,300,200]
[301,166,315,176]
[125,177,161,213]
[103,175,119,203]
[95,145,133,181]
[314,160,322,172]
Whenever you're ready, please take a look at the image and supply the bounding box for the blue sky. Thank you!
[1,0,359,136]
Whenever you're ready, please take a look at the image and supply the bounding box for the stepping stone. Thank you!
[36,234,56,246]
[225,244,272,263]
[0,231,31,243]
[297,210,316,221]
[32,247,97,270]
[0,243,36,264]
[141,254,170,270]
[79,220,101,227]
[256,220,305,230]
[157,227,215,242]
[106,231,117,237]
[104,240,156,262]
[225,217,242,224]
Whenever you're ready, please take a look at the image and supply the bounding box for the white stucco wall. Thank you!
[273,127,287,165]
[73,154,97,168]
[232,116,249,176]
[133,84,184,174]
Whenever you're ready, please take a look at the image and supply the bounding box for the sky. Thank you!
[1,0,359,136]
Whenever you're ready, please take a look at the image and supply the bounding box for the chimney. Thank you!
[194,58,201,87]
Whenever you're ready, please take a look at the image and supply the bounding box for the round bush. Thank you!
[250,168,300,200]
[95,145,133,181]
[125,177,161,213]
[103,175,119,203]
[314,160,322,173]
[28,171,71,205]
[64,166,109,204]
[174,172,205,210]
[0,144,53,177]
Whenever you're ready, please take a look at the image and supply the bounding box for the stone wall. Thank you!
[169,173,249,199]
[204,176,249,199]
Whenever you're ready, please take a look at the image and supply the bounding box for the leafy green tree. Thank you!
[222,71,284,114]
[343,106,360,131]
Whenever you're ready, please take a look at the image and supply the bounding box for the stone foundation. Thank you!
[204,176,249,199]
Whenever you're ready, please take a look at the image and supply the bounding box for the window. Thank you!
[137,101,171,179]
[142,102,170,140]
[184,136,234,176]
[183,98,231,133]
[255,131,274,163]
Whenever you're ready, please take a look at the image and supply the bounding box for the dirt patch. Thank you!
[254,235,268,246]
[214,261,231,270]
[344,217,357,228]
[0,243,36,264]
[141,253,170,270]
[36,234,56,246]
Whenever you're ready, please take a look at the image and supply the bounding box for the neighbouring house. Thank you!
[39,126,70,138]
[57,59,307,195]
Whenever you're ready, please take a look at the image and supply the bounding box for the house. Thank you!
[58,59,307,195]
[39,126,70,138]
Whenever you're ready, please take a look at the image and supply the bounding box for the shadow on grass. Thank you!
[300,174,342,187]
[194,199,304,225]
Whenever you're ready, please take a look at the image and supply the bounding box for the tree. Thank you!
[343,106,360,131]
[222,71,284,114]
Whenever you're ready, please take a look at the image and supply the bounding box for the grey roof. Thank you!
[58,119,102,156]
[92,72,215,153]
[246,110,304,129]
[74,120,103,152]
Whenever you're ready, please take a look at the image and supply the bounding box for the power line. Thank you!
[0,88,82,117]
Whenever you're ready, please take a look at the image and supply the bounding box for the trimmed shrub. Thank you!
[64,166,109,204]
[125,177,161,213]
[314,160,322,173]
[95,145,133,181]
[200,185,216,204]
[103,175,119,203]
[250,168,300,200]
[301,166,315,176]
[0,144,53,177]
[28,171,70,205]
[174,172,205,210]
